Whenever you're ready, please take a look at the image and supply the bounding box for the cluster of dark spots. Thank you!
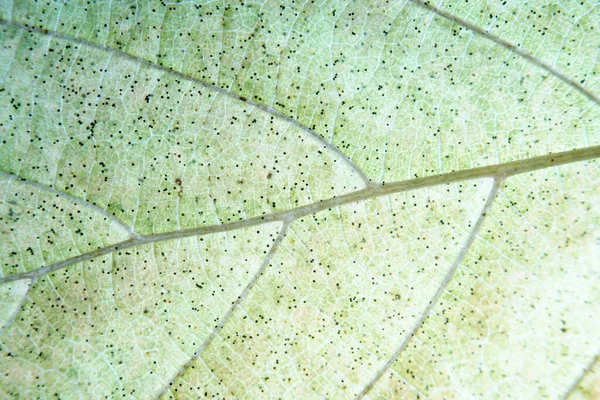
[172,177,183,197]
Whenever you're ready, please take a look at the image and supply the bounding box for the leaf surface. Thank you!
[0,1,599,398]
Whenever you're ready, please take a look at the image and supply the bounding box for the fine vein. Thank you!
[0,170,140,239]
[410,0,600,106]
[356,178,502,399]
[1,145,598,285]
[154,222,290,399]
[0,18,371,186]
[0,277,35,336]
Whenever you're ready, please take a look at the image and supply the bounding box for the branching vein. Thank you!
[0,18,371,186]
[1,145,598,284]
[154,222,290,399]
[355,178,502,399]
[0,170,140,239]
[561,352,600,400]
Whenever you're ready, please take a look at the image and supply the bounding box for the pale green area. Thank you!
[2,1,598,183]
[0,222,282,398]
[371,160,600,399]
[178,179,494,398]
[0,0,599,399]
[0,175,131,275]
[439,0,600,95]
[0,278,29,332]
[0,22,362,239]
[568,356,600,400]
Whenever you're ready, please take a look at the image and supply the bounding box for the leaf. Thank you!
[1,1,599,398]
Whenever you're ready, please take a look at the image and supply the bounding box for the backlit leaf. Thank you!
[1,1,599,398]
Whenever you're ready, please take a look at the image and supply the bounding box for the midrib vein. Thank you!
[1,144,599,284]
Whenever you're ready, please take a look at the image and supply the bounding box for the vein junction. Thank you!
[1,145,598,285]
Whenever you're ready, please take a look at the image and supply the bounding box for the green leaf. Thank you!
[1,1,599,398]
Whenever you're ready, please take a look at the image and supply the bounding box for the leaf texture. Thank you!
[0,0,599,398]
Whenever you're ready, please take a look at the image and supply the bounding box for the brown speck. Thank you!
[267,172,272,179]
[175,178,182,186]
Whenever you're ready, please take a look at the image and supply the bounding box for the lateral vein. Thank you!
[1,145,598,284]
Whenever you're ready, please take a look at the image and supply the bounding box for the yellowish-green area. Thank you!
[370,160,600,399]
[568,355,600,400]
[0,0,599,399]
[437,0,600,95]
[0,222,282,398]
[179,179,494,398]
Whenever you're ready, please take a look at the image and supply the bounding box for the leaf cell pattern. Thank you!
[0,0,599,399]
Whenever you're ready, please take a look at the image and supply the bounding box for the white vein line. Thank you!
[153,1,168,65]
[561,352,600,400]
[4,0,13,21]
[0,277,35,336]
[0,18,372,187]
[1,145,598,285]
[356,178,502,399]
[154,222,289,399]
[0,170,140,239]
[409,0,600,107]
[388,367,426,399]
[196,357,238,399]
